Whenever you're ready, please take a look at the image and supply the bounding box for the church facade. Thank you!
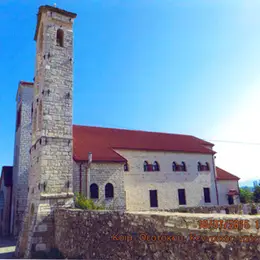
[0,5,240,246]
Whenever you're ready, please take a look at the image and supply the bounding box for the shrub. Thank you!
[74,192,105,210]
[177,207,188,213]
[250,203,258,215]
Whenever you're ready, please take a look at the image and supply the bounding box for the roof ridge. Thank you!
[73,124,198,138]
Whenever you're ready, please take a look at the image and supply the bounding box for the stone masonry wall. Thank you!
[54,209,260,260]
[16,6,76,258]
[73,161,81,193]
[155,203,260,215]
[0,185,11,236]
[74,162,126,210]
[73,161,126,210]
[12,84,33,237]
[89,163,125,210]
[156,205,243,214]
[115,149,218,211]
[217,180,241,206]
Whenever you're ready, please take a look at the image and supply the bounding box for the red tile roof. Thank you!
[73,125,215,162]
[216,167,240,181]
[20,81,34,86]
[227,189,239,196]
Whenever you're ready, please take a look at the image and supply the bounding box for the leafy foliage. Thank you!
[74,192,105,210]
[250,203,258,215]
[253,185,260,203]
[240,187,253,203]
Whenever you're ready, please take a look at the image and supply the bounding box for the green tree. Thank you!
[240,187,253,203]
[253,185,260,203]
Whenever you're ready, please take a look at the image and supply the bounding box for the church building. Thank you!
[0,5,240,240]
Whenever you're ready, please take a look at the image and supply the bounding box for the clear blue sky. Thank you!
[1,0,260,183]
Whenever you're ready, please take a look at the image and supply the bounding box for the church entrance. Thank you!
[228,195,234,205]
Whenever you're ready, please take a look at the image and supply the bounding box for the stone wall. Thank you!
[73,161,126,210]
[89,163,125,210]
[16,6,76,258]
[54,209,260,260]
[141,204,260,215]
[0,185,12,236]
[217,179,240,205]
[11,82,33,236]
[153,204,244,214]
[73,161,81,193]
[115,149,218,211]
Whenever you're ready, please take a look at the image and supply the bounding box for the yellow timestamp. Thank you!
[198,219,260,230]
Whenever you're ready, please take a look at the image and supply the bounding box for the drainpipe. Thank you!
[212,155,219,205]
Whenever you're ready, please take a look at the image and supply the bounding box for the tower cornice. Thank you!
[34,5,77,41]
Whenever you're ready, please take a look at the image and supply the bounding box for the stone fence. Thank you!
[53,209,260,260]
[143,204,260,215]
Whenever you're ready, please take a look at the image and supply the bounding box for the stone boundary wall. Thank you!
[151,205,243,214]
[54,209,260,260]
[144,204,260,215]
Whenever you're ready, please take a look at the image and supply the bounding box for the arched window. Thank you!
[56,29,64,47]
[144,161,149,172]
[182,161,186,171]
[124,162,129,172]
[105,183,114,198]
[153,161,160,171]
[197,162,201,171]
[90,183,99,199]
[172,162,177,171]
[205,162,210,171]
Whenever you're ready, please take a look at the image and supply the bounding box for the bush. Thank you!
[177,207,188,213]
[74,192,105,210]
[250,203,258,215]
[240,187,253,203]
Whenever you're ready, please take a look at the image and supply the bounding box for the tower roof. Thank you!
[34,5,77,41]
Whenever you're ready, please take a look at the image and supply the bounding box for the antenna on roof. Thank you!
[53,3,57,7]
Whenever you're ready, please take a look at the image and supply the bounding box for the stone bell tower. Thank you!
[15,5,77,258]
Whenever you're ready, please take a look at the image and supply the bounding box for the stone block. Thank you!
[35,243,46,251]
[37,224,48,232]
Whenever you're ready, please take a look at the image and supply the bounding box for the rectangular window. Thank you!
[149,190,158,208]
[204,188,211,203]
[178,189,186,205]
